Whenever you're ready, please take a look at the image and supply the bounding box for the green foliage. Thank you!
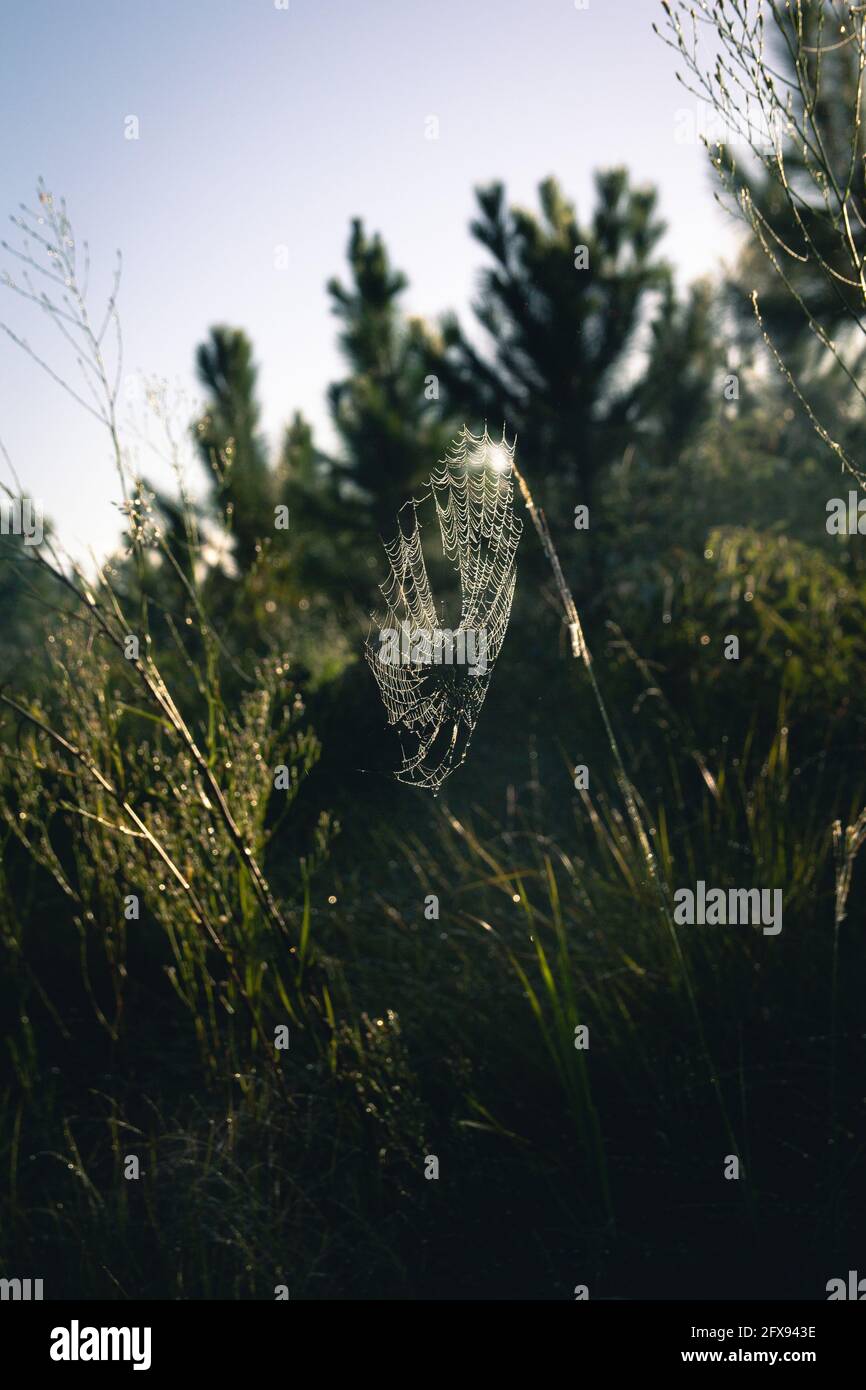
[721,0,866,355]
[327,219,451,536]
[194,327,274,572]
[3,153,866,1298]
[425,171,717,591]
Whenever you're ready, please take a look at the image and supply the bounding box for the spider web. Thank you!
[365,426,522,793]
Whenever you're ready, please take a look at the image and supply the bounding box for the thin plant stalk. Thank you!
[511,454,747,1182]
[829,810,866,1239]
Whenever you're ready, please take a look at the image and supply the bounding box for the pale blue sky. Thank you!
[0,0,738,558]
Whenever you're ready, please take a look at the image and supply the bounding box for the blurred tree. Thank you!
[0,528,59,704]
[272,409,361,596]
[424,171,717,599]
[327,219,452,536]
[719,0,866,359]
[194,326,274,571]
[662,0,866,494]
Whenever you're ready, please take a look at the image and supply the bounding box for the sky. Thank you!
[0,0,740,559]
